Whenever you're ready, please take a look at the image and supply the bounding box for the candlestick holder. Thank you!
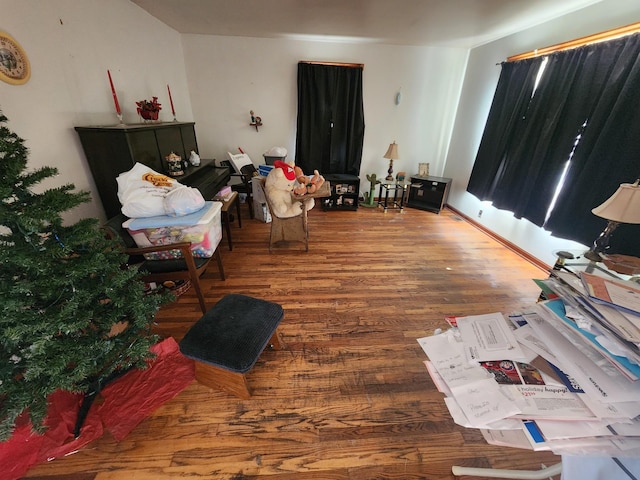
[116,113,124,125]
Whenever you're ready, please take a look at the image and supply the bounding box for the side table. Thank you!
[377,181,410,211]
[322,174,360,211]
[406,175,451,213]
[218,191,242,251]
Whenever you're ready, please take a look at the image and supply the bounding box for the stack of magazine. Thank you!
[417,269,640,458]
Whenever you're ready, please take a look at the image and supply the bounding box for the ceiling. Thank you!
[131,0,603,48]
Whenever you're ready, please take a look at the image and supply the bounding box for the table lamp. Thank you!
[584,179,640,261]
[384,142,399,181]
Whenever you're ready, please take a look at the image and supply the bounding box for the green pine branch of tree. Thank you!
[0,111,170,441]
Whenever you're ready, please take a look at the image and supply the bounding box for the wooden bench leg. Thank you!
[194,362,251,399]
[192,328,282,399]
[268,330,282,350]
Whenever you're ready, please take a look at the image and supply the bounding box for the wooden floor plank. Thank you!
[23,206,560,480]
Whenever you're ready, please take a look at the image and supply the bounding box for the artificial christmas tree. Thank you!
[0,111,169,441]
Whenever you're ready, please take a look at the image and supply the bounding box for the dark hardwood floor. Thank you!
[23,204,561,479]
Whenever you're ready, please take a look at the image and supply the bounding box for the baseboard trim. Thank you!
[445,206,552,273]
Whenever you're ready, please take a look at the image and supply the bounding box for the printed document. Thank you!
[456,312,527,362]
[417,330,491,389]
[581,272,640,316]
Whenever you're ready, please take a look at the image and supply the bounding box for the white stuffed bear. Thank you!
[265,160,315,218]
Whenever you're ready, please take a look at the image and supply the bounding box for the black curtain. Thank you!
[466,57,545,202]
[467,33,640,256]
[295,62,365,176]
[544,35,640,256]
[499,46,607,225]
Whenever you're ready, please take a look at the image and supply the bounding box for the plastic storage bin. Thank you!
[251,177,272,223]
[258,164,274,176]
[124,201,222,260]
[263,155,286,165]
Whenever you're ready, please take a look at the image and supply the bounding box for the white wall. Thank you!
[444,0,640,266]
[0,0,192,220]
[182,35,468,194]
[3,0,637,269]
[1,0,468,222]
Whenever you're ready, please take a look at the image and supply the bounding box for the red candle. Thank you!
[107,70,121,115]
[167,84,175,116]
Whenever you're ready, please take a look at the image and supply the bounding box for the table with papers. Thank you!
[418,270,640,479]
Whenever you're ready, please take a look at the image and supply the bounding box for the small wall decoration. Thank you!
[395,89,402,105]
[250,110,262,131]
[0,31,31,85]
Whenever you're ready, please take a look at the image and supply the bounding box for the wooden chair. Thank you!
[261,178,309,252]
[103,214,225,313]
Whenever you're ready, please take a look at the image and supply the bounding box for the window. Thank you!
[467,33,640,257]
[295,62,365,176]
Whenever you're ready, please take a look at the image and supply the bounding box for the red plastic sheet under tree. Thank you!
[0,337,194,480]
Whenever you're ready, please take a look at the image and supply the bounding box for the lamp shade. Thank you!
[383,142,399,160]
[592,180,640,224]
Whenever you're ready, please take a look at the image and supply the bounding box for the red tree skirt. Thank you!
[0,337,195,480]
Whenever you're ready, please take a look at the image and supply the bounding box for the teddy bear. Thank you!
[265,160,315,218]
[293,166,325,196]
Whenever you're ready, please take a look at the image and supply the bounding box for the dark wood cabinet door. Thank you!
[407,175,452,213]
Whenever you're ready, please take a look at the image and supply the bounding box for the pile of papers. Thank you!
[418,272,640,457]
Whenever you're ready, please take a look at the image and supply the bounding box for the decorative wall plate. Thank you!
[0,31,30,85]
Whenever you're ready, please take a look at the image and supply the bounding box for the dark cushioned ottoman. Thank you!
[179,294,284,398]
